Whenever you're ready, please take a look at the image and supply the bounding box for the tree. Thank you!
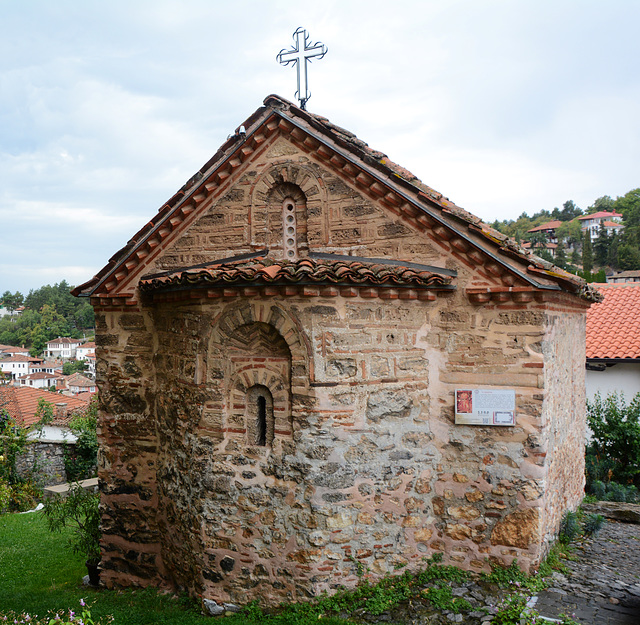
[556,219,582,247]
[555,240,567,269]
[582,231,593,273]
[587,195,615,215]
[559,200,582,221]
[617,244,640,270]
[1,291,24,313]
[593,222,610,267]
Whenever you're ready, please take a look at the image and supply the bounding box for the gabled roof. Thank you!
[47,337,83,346]
[0,385,89,427]
[586,284,640,360]
[527,220,563,233]
[578,211,623,221]
[73,94,600,304]
[64,373,95,387]
[17,371,62,381]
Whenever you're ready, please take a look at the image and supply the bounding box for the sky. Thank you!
[1,0,639,295]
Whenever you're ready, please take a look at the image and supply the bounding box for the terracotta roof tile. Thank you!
[139,257,454,292]
[586,284,640,360]
[0,385,89,427]
[578,211,623,221]
[527,220,563,232]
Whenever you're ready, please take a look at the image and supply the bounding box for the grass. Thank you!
[0,511,352,625]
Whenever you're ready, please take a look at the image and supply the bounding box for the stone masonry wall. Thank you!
[16,440,68,486]
[95,307,167,588]
[539,305,588,547]
[124,286,589,605]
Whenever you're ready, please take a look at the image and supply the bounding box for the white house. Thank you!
[586,283,640,401]
[578,211,624,239]
[17,371,63,389]
[45,337,84,359]
[0,355,43,381]
[75,341,96,361]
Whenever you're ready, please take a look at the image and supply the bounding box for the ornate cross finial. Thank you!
[277,27,328,110]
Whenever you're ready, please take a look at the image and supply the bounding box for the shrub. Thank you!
[586,392,640,487]
[43,483,101,565]
[0,479,11,512]
[64,399,98,481]
[583,513,605,537]
[558,511,580,544]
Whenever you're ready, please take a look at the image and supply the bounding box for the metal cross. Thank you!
[277,27,327,110]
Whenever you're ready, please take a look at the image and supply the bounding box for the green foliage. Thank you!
[0,600,112,625]
[587,391,640,487]
[0,281,94,353]
[1,290,24,312]
[491,592,540,624]
[0,409,29,486]
[558,511,580,544]
[582,513,605,537]
[43,484,101,564]
[422,581,472,613]
[64,400,98,481]
[63,360,88,375]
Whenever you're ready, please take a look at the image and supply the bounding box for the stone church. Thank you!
[73,95,600,606]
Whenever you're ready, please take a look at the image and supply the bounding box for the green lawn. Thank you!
[0,511,351,625]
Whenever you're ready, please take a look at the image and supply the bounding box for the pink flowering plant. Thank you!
[0,600,112,625]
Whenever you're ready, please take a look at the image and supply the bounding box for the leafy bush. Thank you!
[64,400,98,481]
[558,511,580,544]
[0,479,11,512]
[43,484,101,564]
[586,391,640,487]
[587,479,639,503]
[583,513,605,537]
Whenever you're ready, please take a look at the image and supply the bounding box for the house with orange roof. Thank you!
[577,211,624,239]
[75,341,96,361]
[0,355,44,381]
[526,219,563,244]
[17,370,64,390]
[44,337,84,359]
[586,283,640,400]
[60,372,96,395]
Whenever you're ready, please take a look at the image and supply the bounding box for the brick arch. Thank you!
[249,161,327,254]
[227,365,292,444]
[209,301,312,382]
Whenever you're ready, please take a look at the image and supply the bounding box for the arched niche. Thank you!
[249,162,328,256]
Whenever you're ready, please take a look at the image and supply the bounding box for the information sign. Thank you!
[455,389,516,426]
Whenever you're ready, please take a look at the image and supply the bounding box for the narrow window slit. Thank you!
[256,395,267,446]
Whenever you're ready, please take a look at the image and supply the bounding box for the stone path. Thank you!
[532,514,640,624]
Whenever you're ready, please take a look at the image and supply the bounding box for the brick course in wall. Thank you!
[76,95,598,606]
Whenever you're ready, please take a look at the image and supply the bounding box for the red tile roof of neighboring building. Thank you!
[578,211,623,221]
[586,283,640,360]
[0,385,89,427]
[527,220,563,233]
[65,373,95,388]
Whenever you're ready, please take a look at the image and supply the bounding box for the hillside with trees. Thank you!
[491,188,640,279]
[0,281,94,356]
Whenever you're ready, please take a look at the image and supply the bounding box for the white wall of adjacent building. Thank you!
[586,363,640,402]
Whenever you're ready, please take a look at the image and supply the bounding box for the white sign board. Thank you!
[455,389,516,426]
